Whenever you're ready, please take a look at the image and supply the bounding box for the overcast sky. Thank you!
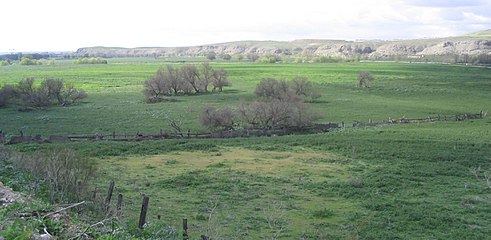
[1,0,490,52]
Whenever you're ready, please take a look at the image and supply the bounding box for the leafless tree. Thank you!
[291,76,312,97]
[40,79,87,106]
[200,106,235,130]
[237,100,298,129]
[41,78,64,104]
[237,97,318,129]
[164,65,181,95]
[358,71,374,88]
[180,64,202,93]
[255,78,295,101]
[143,66,171,102]
[212,68,231,92]
[163,112,185,136]
[60,84,88,105]
[198,62,213,92]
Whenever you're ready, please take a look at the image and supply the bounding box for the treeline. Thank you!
[144,63,230,103]
[0,55,55,66]
[200,77,322,130]
[0,78,87,110]
[0,53,49,61]
[74,57,108,64]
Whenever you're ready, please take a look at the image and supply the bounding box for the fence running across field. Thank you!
[0,111,486,145]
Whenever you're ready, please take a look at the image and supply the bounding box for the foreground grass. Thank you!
[12,120,491,239]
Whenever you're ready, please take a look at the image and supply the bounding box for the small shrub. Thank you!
[16,147,97,203]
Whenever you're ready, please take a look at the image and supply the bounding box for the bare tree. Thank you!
[198,62,213,92]
[163,112,185,136]
[255,78,294,101]
[60,84,88,106]
[237,100,294,129]
[358,71,374,88]
[291,76,312,97]
[40,79,87,106]
[164,65,181,95]
[237,98,318,129]
[180,64,201,93]
[212,68,231,92]
[144,66,171,102]
[199,106,235,130]
[41,78,64,104]
[29,87,51,108]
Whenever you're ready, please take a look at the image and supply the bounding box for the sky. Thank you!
[1,0,490,52]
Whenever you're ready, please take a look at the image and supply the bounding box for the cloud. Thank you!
[0,0,490,52]
[405,0,484,8]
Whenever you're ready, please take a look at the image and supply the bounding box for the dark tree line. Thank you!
[0,78,87,109]
[200,77,322,130]
[144,63,230,103]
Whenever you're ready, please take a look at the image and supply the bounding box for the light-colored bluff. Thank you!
[76,30,491,59]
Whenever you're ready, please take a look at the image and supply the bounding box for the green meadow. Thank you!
[0,59,489,135]
[1,59,491,239]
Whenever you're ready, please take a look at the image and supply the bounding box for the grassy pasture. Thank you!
[2,59,491,239]
[0,59,489,136]
[13,120,489,239]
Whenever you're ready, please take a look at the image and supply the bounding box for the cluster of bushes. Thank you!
[200,77,322,130]
[74,57,108,64]
[144,63,230,103]
[0,60,11,66]
[0,55,55,66]
[0,78,87,110]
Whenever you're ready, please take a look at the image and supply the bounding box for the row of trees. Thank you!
[74,57,108,64]
[144,63,230,102]
[0,78,87,109]
[200,77,321,130]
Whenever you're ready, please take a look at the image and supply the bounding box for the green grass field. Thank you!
[0,59,489,136]
[2,59,491,239]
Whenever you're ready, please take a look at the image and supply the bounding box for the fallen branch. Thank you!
[43,201,86,219]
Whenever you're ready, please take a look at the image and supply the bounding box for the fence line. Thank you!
[1,111,486,145]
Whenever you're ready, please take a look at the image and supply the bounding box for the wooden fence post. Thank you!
[92,187,97,200]
[116,193,123,217]
[183,218,189,240]
[105,181,115,212]
[113,131,116,139]
[138,195,149,229]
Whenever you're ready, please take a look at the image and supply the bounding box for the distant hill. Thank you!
[76,30,491,61]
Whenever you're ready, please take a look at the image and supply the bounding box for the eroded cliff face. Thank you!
[76,35,491,59]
